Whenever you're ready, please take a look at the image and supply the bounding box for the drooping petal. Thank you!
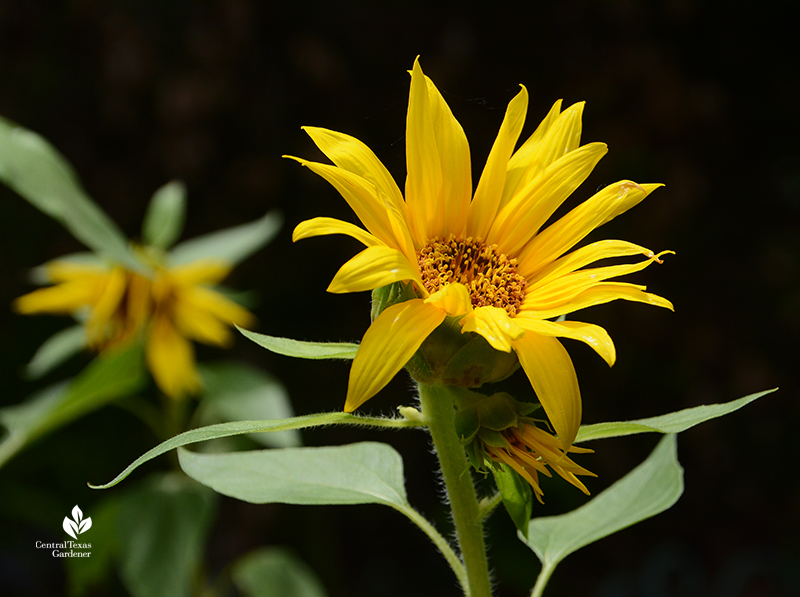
[487,142,608,256]
[516,317,616,366]
[523,251,672,311]
[524,282,674,320]
[293,216,381,247]
[527,239,657,287]
[512,332,581,449]
[146,314,202,399]
[467,85,528,239]
[424,281,473,316]
[517,181,662,277]
[460,306,525,352]
[328,245,422,294]
[287,157,407,253]
[345,299,446,412]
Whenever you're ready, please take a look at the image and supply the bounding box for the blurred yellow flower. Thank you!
[14,257,254,399]
[290,58,672,448]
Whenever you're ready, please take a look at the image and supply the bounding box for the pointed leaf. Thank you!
[0,117,141,270]
[238,328,359,360]
[0,342,147,469]
[522,434,683,583]
[90,411,416,489]
[116,473,217,597]
[168,211,281,267]
[24,325,87,380]
[78,518,92,534]
[576,389,776,443]
[142,181,187,250]
[72,505,83,522]
[232,547,327,597]
[178,442,408,507]
[63,517,78,539]
[198,362,301,448]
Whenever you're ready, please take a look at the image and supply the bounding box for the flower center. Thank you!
[417,235,527,316]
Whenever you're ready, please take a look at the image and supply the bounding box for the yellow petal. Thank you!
[460,306,524,352]
[422,72,472,239]
[424,282,473,316]
[517,181,662,278]
[524,251,672,311]
[487,142,607,256]
[527,239,658,287]
[13,280,101,314]
[287,157,409,254]
[44,261,109,283]
[169,260,232,286]
[146,315,202,399]
[178,285,255,331]
[328,245,422,294]
[300,128,415,259]
[512,332,581,449]
[405,58,445,245]
[525,282,674,319]
[86,267,128,343]
[517,317,616,366]
[293,217,381,247]
[345,299,446,412]
[500,99,563,208]
[467,85,528,239]
[504,101,586,204]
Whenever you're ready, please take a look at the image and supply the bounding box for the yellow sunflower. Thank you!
[14,255,254,399]
[290,58,672,448]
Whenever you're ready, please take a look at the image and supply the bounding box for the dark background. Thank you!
[1,1,798,596]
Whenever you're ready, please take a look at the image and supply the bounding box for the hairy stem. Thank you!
[418,383,493,597]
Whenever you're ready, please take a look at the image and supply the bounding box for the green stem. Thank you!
[478,492,503,521]
[418,383,493,597]
[530,563,555,597]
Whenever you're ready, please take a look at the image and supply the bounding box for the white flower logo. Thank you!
[62,505,92,539]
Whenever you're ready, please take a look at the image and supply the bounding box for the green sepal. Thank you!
[477,428,509,448]
[370,281,415,322]
[476,393,519,431]
[493,464,533,538]
[455,407,480,445]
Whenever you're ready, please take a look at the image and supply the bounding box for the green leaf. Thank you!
[178,442,408,507]
[0,342,147,468]
[116,473,217,597]
[90,411,420,489]
[198,362,301,448]
[24,324,87,379]
[522,434,683,591]
[142,181,187,250]
[575,389,776,443]
[238,328,359,360]
[232,548,327,597]
[0,117,141,270]
[168,211,281,267]
[493,464,533,538]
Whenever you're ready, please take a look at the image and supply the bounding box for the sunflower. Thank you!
[14,254,254,399]
[290,58,672,448]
